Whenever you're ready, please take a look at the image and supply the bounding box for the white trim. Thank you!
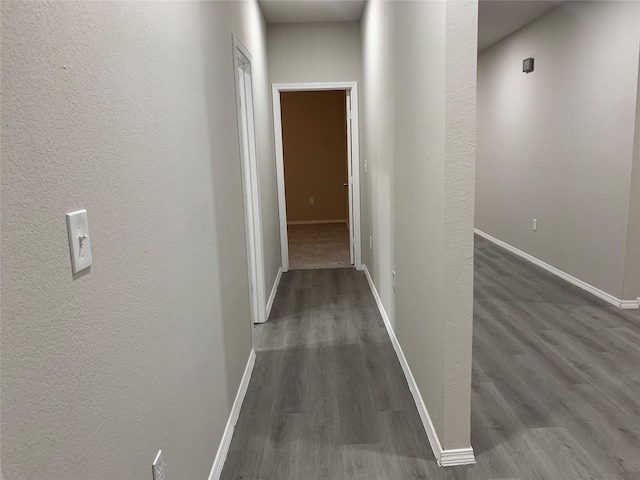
[233,34,268,324]
[362,265,475,467]
[475,229,639,310]
[265,267,282,320]
[208,350,256,480]
[439,448,477,467]
[621,299,640,310]
[287,219,347,225]
[272,81,362,273]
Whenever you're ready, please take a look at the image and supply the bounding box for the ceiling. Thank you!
[258,0,560,52]
[478,1,561,52]
[259,0,367,24]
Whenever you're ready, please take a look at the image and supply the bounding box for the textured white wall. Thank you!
[361,0,477,450]
[393,0,477,450]
[267,21,362,85]
[624,58,640,301]
[361,0,395,326]
[267,20,362,265]
[476,1,640,299]
[0,1,276,479]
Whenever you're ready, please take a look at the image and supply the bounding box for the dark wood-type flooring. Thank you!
[221,235,640,479]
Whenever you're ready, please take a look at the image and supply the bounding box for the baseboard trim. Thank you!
[265,267,282,321]
[362,265,475,467]
[287,219,347,225]
[439,447,477,467]
[208,350,256,480]
[474,229,639,310]
[621,299,640,310]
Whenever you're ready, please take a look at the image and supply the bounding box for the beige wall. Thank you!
[0,1,277,479]
[281,91,348,222]
[267,21,362,85]
[361,0,478,450]
[476,1,640,300]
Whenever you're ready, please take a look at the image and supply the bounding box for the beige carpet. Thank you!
[287,223,352,270]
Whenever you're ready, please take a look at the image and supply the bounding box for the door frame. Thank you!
[272,81,362,272]
[233,35,268,323]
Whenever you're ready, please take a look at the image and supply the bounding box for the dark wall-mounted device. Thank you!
[523,57,534,74]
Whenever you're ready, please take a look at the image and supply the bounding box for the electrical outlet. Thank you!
[392,271,396,293]
[309,197,314,205]
[364,159,368,174]
[533,218,537,231]
[369,236,373,251]
[152,450,166,480]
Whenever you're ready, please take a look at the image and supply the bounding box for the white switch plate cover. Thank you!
[66,209,92,274]
[533,218,537,231]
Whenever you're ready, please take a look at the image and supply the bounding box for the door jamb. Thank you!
[233,34,268,323]
[272,81,363,272]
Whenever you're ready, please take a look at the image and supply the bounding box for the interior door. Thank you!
[346,90,354,265]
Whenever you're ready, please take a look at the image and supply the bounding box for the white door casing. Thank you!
[272,82,362,272]
[233,35,267,324]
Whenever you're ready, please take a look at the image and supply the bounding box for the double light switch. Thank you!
[66,209,92,274]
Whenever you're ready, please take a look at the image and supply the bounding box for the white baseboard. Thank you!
[265,267,282,321]
[362,265,475,467]
[439,447,477,467]
[287,219,347,225]
[208,350,256,480]
[474,229,639,310]
[621,299,640,310]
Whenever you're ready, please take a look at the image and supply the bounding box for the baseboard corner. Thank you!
[438,447,476,467]
[620,299,640,310]
[208,349,256,480]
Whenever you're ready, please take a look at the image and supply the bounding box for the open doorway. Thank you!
[282,90,350,269]
[273,82,362,272]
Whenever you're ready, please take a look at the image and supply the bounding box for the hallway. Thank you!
[221,238,640,480]
[223,268,434,479]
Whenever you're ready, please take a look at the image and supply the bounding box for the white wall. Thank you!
[267,21,362,85]
[624,60,640,301]
[361,0,477,451]
[0,1,276,478]
[267,20,363,266]
[361,0,395,326]
[476,1,640,300]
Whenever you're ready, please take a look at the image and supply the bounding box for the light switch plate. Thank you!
[66,209,92,274]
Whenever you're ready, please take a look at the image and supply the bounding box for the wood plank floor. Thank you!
[221,235,640,480]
